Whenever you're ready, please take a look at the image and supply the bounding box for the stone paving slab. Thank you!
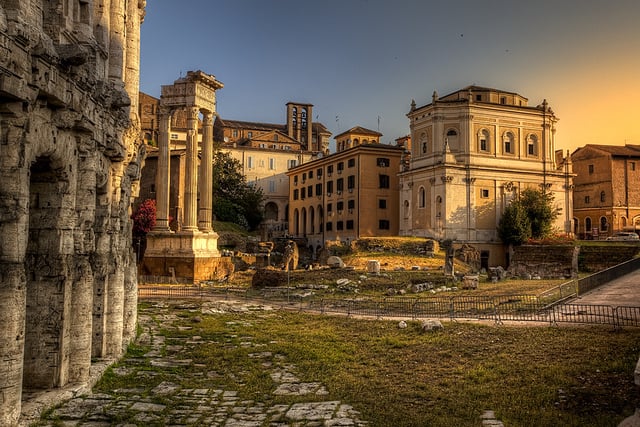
[35,301,370,427]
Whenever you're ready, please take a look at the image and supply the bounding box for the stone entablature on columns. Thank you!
[143,70,225,283]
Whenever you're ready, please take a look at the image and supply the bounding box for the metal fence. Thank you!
[138,255,640,328]
[138,284,640,328]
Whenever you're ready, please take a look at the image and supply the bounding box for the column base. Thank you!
[140,231,233,282]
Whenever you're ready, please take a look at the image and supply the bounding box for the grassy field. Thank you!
[95,302,640,427]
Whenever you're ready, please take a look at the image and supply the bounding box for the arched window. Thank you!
[600,216,608,232]
[600,191,606,203]
[478,129,490,152]
[503,131,514,154]
[585,217,592,235]
[622,216,628,227]
[573,217,579,235]
[419,187,426,208]
[527,134,538,156]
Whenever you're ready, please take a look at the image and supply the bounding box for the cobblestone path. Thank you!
[37,300,368,426]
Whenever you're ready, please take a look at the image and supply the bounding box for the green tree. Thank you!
[497,188,560,245]
[520,188,560,239]
[497,199,531,246]
[212,150,265,230]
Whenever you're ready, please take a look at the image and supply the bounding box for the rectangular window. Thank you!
[233,129,238,137]
[302,173,307,182]
[293,189,299,200]
[348,199,355,209]
[528,143,535,156]
[348,158,356,167]
[337,178,344,192]
[480,138,487,151]
[301,188,306,199]
[327,203,333,213]
[481,189,489,198]
[316,168,323,178]
[326,222,333,231]
[293,175,298,185]
[248,131,253,138]
[504,141,511,153]
[379,174,390,189]
[377,157,390,167]
[327,165,334,175]
[337,201,344,212]
[315,183,322,195]
[379,219,390,230]
[269,158,275,170]
[337,221,344,230]
[476,95,482,101]
[588,164,594,174]
[585,196,590,204]
[170,133,179,140]
[337,162,344,173]
[346,220,354,230]
[327,181,333,194]
[631,162,636,171]
[288,159,297,168]
[309,170,313,179]
[347,175,355,189]
[379,199,387,209]
[247,156,253,169]
[269,181,276,193]
[307,185,312,197]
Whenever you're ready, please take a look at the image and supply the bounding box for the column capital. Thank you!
[186,105,200,119]
[202,111,214,124]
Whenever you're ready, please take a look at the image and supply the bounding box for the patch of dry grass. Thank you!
[179,307,640,427]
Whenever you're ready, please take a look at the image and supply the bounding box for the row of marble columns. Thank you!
[153,106,214,233]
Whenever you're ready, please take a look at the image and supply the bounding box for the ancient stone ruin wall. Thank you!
[0,1,145,425]
[507,245,579,279]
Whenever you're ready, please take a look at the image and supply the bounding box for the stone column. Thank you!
[108,0,125,83]
[183,106,200,231]
[198,111,214,232]
[153,107,171,231]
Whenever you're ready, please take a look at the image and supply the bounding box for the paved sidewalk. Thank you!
[574,269,640,307]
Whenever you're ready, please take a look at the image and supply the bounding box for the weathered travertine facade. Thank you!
[0,1,145,425]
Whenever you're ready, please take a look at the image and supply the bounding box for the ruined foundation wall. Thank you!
[0,1,145,425]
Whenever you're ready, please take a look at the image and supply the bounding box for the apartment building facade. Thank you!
[287,127,405,252]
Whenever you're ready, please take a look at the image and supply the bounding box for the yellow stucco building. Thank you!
[287,127,406,252]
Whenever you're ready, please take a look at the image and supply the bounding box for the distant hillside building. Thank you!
[287,127,405,253]
[571,144,640,239]
[400,86,574,268]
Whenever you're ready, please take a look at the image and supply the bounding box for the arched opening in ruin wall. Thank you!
[23,156,74,389]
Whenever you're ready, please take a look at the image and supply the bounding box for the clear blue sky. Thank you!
[140,0,640,152]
